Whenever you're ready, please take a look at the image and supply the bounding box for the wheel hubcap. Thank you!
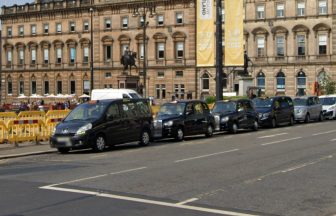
[208,126,213,134]
[233,124,237,132]
[177,129,183,139]
[96,137,105,150]
[142,132,150,144]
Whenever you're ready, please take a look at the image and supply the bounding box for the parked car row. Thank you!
[50,95,336,153]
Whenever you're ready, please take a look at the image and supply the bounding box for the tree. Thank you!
[320,75,336,95]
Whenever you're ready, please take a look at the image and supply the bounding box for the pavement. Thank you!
[0,140,56,160]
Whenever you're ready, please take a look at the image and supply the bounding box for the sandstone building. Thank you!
[0,0,335,103]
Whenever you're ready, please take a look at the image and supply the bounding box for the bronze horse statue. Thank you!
[120,51,137,73]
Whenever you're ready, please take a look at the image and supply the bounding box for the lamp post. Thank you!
[89,7,94,92]
[133,1,156,98]
[215,0,223,101]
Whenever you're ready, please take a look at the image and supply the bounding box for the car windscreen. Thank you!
[158,103,186,116]
[64,102,109,122]
[253,98,273,108]
[293,98,308,106]
[129,93,141,99]
[212,102,236,113]
[320,97,336,105]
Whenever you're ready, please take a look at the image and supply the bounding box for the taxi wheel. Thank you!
[304,114,310,123]
[289,116,295,126]
[229,123,238,134]
[57,148,70,154]
[271,118,277,128]
[205,124,214,137]
[252,120,259,131]
[175,127,184,141]
[139,129,150,146]
[318,113,324,122]
[93,134,106,152]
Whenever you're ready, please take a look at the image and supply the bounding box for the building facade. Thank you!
[0,0,335,103]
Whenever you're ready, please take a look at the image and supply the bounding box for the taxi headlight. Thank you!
[51,127,56,136]
[262,113,270,118]
[76,123,92,135]
[164,120,173,127]
[221,116,229,123]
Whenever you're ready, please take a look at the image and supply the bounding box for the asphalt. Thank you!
[0,141,56,160]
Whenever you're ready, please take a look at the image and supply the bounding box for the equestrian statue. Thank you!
[120,47,137,74]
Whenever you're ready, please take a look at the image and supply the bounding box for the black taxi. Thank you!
[50,99,152,153]
[152,100,215,141]
[212,99,259,133]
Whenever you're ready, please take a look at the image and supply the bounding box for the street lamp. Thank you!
[132,1,156,98]
[89,7,94,92]
[215,0,223,101]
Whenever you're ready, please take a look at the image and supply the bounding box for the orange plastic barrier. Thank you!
[41,118,64,140]
[7,119,43,146]
[45,110,70,120]
[17,111,46,121]
[0,112,17,125]
[0,121,8,144]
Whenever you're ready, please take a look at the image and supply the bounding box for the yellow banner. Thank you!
[225,0,244,66]
[196,0,215,67]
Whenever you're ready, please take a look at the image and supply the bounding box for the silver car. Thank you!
[294,96,323,123]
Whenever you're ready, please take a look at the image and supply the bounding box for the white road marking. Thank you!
[258,133,288,139]
[90,154,107,159]
[40,185,257,216]
[245,155,333,184]
[312,129,336,136]
[174,149,239,163]
[43,167,147,187]
[176,198,199,205]
[260,137,302,146]
[330,138,336,142]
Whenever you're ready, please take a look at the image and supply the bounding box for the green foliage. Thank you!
[320,75,336,95]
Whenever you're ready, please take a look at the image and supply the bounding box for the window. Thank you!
[157,71,164,78]
[257,5,265,19]
[56,23,62,33]
[104,84,113,89]
[44,24,49,34]
[297,71,306,95]
[31,81,37,95]
[257,37,265,57]
[122,17,128,28]
[176,12,183,24]
[7,50,12,65]
[105,72,112,78]
[43,48,49,64]
[297,35,305,56]
[157,15,164,26]
[318,35,327,55]
[139,43,144,59]
[31,25,36,35]
[18,49,24,65]
[157,43,165,59]
[19,81,24,95]
[104,45,112,61]
[57,81,62,94]
[83,47,89,63]
[201,73,210,91]
[276,71,285,91]
[83,21,89,31]
[8,80,13,95]
[175,71,183,77]
[155,84,166,99]
[319,0,327,15]
[175,84,185,99]
[44,81,49,95]
[7,27,12,37]
[70,47,76,64]
[56,48,62,64]
[223,73,227,89]
[31,49,36,64]
[139,16,144,27]
[176,42,184,59]
[276,36,285,56]
[257,72,265,89]
[71,80,76,94]
[70,22,76,32]
[18,26,24,36]
[105,18,111,29]
[276,3,284,18]
[297,1,305,16]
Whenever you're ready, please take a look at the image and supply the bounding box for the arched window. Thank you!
[297,70,306,96]
[7,75,12,95]
[257,71,265,89]
[31,74,37,95]
[276,71,285,91]
[317,70,327,86]
[201,73,210,91]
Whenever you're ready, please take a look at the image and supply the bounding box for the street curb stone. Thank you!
[0,150,57,160]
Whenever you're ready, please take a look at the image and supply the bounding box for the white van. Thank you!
[319,95,336,120]
[91,89,142,100]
